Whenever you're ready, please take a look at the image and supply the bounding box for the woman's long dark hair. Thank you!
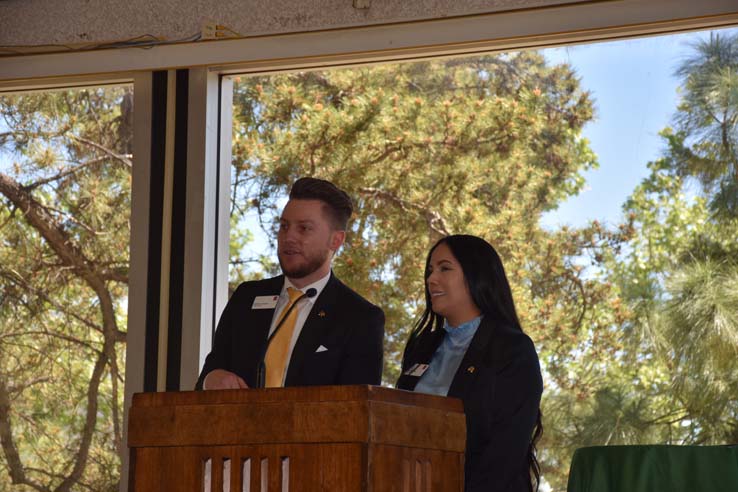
[405,234,543,492]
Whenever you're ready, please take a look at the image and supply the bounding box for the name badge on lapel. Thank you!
[252,295,279,310]
[403,363,429,377]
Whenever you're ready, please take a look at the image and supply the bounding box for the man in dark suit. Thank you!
[196,177,385,390]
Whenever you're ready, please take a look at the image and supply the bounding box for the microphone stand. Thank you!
[255,287,317,388]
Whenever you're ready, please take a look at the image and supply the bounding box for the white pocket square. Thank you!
[315,345,328,353]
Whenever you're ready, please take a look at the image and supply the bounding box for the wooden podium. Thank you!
[128,385,465,491]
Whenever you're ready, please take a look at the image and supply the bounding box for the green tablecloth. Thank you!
[567,445,738,492]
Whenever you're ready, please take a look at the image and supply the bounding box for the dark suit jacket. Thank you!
[397,316,542,492]
[196,273,385,389]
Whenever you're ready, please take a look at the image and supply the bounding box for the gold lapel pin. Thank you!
[467,366,476,374]
[318,310,326,318]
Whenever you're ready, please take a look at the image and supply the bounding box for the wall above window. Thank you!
[0,0,589,48]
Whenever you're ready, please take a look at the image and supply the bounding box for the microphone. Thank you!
[256,287,318,388]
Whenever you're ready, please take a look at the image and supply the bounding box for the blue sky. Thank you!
[540,27,738,229]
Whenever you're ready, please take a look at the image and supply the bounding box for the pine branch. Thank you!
[54,349,108,492]
[0,378,52,492]
[358,186,451,240]
[22,157,109,191]
[68,135,132,169]
[0,171,122,490]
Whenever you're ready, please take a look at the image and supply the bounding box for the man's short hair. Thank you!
[289,177,353,230]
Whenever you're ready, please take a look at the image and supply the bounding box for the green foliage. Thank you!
[230,52,618,374]
[228,39,738,488]
[0,86,131,491]
[671,31,738,217]
[588,32,738,460]
[229,53,634,489]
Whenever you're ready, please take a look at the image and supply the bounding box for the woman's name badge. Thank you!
[404,363,429,377]
[252,295,279,309]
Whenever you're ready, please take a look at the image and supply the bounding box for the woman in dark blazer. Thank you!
[396,235,543,492]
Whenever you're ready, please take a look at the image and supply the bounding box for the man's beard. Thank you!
[278,248,330,279]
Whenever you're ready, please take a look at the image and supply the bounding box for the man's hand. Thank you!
[202,369,249,390]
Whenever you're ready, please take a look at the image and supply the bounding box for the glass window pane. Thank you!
[227,26,738,490]
[0,85,132,490]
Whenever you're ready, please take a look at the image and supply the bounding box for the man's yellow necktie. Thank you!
[265,287,303,387]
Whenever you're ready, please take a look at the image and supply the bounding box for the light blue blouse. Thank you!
[414,315,482,396]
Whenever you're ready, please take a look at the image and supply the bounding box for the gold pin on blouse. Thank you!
[318,310,326,317]
[467,366,476,373]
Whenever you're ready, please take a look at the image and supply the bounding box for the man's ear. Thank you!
[330,230,346,252]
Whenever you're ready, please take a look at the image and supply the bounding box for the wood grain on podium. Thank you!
[128,385,465,491]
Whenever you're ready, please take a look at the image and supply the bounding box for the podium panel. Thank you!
[128,385,465,491]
